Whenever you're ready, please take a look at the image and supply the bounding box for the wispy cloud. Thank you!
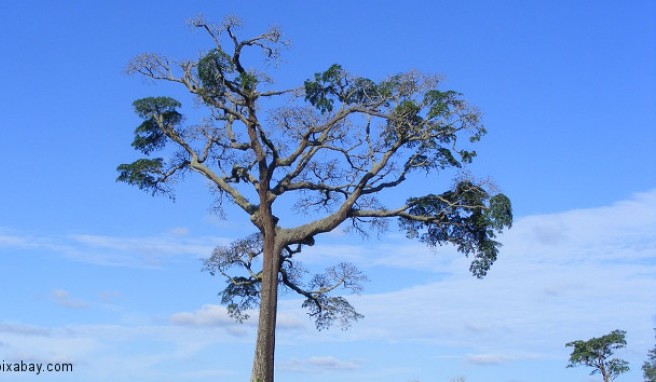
[2,190,654,381]
[0,322,98,369]
[0,233,31,247]
[66,233,224,266]
[0,320,259,381]
[276,190,656,362]
[0,323,50,337]
[0,229,228,267]
[168,227,190,236]
[465,353,512,365]
[170,304,306,333]
[279,355,361,373]
[464,352,543,365]
[98,290,122,303]
[51,289,89,309]
[170,304,242,327]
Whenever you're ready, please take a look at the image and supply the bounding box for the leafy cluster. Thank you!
[202,234,263,322]
[116,97,187,196]
[294,262,366,330]
[566,329,630,381]
[304,64,380,113]
[400,181,512,278]
[203,234,367,330]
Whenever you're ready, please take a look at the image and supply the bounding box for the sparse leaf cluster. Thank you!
[203,234,366,329]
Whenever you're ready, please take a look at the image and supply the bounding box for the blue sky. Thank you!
[0,1,654,381]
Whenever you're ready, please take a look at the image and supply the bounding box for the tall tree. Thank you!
[117,16,513,382]
[644,329,656,382]
[566,329,630,382]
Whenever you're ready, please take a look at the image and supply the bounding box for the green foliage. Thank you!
[203,234,366,330]
[384,89,481,170]
[346,77,378,104]
[116,97,184,196]
[116,158,166,194]
[133,96,182,119]
[131,119,166,154]
[238,71,258,93]
[197,49,235,97]
[304,64,345,113]
[301,295,363,331]
[644,329,656,382]
[304,64,486,177]
[299,263,366,330]
[196,48,259,99]
[130,97,182,154]
[203,234,262,322]
[400,181,512,278]
[566,329,630,381]
[424,89,461,119]
[392,100,423,129]
[222,279,261,323]
[304,64,381,114]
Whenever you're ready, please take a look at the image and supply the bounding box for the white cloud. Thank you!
[2,190,655,381]
[0,233,30,247]
[0,323,99,368]
[0,320,250,381]
[275,189,656,363]
[51,289,88,309]
[67,234,223,266]
[98,290,122,303]
[279,355,361,373]
[465,353,512,365]
[0,229,229,267]
[170,304,241,328]
[170,304,307,332]
[464,352,542,365]
[276,312,307,330]
[0,323,50,337]
[169,227,190,236]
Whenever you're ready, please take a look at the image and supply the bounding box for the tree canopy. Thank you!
[566,329,630,382]
[117,16,513,382]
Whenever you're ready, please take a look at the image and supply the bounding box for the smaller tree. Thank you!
[644,328,656,382]
[566,329,630,382]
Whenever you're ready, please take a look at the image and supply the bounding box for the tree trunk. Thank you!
[250,224,280,382]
